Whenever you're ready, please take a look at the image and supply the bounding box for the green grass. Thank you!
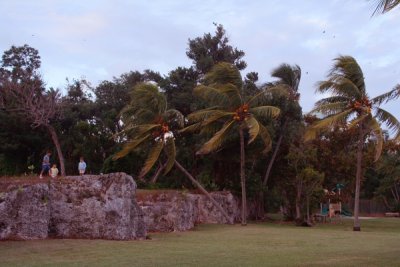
[1,218,399,266]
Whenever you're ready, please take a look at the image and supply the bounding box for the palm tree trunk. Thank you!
[257,121,286,219]
[262,121,286,187]
[47,124,65,176]
[353,127,364,231]
[174,160,233,224]
[295,178,302,221]
[306,195,310,224]
[150,161,166,184]
[239,127,247,226]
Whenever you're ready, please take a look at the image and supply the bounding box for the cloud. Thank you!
[1,0,399,118]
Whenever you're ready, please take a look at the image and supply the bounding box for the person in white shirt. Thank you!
[78,157,87,175]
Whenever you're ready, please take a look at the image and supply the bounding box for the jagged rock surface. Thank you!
[0,173,146,240]
[0,184,50,240]
[137,190,239,232]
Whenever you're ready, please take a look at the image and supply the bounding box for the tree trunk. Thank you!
[239,127,247,226]
[174,160,233,224]
[150,161,166,184]
[295,178,302,221]
[353,127,364,231]
[262,132,284,188]
[306,195,310,224]
[47,124,65,176]
[257,122,286,220]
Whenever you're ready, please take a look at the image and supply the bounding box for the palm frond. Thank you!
[271,63,301,91]
[247,85,289,106]
[305,109,353,141]
[204,62,243,89]
[371,85,400,106]
[179,122,203,134]
[164,109,185,129]
[197,120,236,155]
[119,123,160,136]
[310,102,349,116]
[215,83,243,107]
[121,107,156,124]
[188,109,234,128]
[113,134,151,160]
[372,0,400,15]
[348,114,369,130]
[330,56,366,94]
[139,140,164,178]
[186,106,220,122]
[130,83,167,115]
[368,117,384,161]
[163,137,176,175]
[259,124,272,153]
[375,107,400,138]
[202,110,235,125]
[194,85,232,107]
[250,106,280,119]
[244,115,260,144]
[315,96,350,106]
[317,78,362,99]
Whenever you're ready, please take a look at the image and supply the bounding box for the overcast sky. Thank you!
[1,0,399,122]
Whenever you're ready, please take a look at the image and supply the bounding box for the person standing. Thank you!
[39,151,51,179]
[50,164,59,178]
[78,157,87,175]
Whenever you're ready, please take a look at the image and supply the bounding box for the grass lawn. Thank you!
[0,218,399,267]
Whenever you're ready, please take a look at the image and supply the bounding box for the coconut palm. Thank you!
[262,63,302,189]
[306,55,400,231]
[185,62,280,225]
[372,0,400,15]
[114,83,232,223]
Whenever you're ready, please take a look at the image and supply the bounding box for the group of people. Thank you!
[39,151,87,179]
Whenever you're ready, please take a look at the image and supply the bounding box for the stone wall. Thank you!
[137,190,239,232]
[0,173,240,239]
[0,173,146,240]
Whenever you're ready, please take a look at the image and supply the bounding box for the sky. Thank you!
[1,0,399,123]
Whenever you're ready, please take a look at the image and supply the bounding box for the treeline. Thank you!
[1,25,399,223]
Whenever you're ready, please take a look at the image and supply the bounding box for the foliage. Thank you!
[186,62,281,224]
[307,55,400,230]
[187,24,247,75]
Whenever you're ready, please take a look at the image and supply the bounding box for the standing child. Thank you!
[50,164,59,178]
[78,157,87,175]
[39,151,52,179]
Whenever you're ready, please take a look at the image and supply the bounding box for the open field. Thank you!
[0,218,399,267]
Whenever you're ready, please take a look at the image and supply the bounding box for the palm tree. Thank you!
[372,0,400,15]
[262,64,302,190]
[113,83,232,223]
[186,62,280,225]
[306,55,400,231]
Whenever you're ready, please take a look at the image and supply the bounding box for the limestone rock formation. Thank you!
[0,183,50,240]
[0,173,146,240]
[137,190,239,232]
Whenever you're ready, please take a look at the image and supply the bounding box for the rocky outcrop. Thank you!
[137,190,239,232]
[0,184,50,240]
[0,173,146,240]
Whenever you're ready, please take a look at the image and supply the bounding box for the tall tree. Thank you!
[0,45,66,175]
[114,83,232,223]
[306,55,400,231]
[186,62,280,225]
[187,24,246,75]
[262,64,303,191]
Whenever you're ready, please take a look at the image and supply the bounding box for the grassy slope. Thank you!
[0,218,399,267]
